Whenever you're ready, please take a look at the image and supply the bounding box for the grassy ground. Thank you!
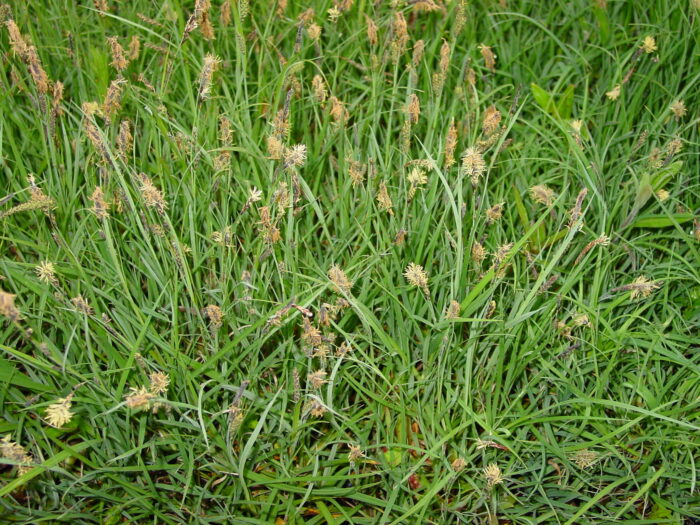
[0,0,699,523]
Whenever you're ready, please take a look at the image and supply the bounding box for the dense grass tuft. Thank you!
[1,0,699,523]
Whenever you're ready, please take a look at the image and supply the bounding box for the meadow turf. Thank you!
[1,0,699,523]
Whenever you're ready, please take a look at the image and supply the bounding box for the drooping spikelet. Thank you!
[479,44,496,72]
[0,289,20,321]
[365,14,378,46]
[377,181,394,215]
[482,106,501,136]
[312,74,327,103]
[138,174,167,215]
[197,54,221,102]
[90,186,109,219]
[103,78,126,122]
[406,94,420,124]
[116,119,133,161]
[444,121,457,168]
[529,184,555,206]
[106,36,129,72]
[461,147,486,186]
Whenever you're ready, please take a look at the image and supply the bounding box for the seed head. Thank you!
[307,370,327,389]
[605,84,621,101]
[44,395,74,428]
[36,261,58,285]
[451,457,467,472]
[376,181,394,215]
[1,435,33,475]
[106,36,129,72]
[0,290,20,321]
[571,449,598,469]
[486,203,504,223]
[90,186,109,219]
[406,94,420,124]
[348,444,365,466]
[312,75,327,103]
[404,263,429,295]
[670,100,687,120]
[461,147,486,186]
[445,299,461,319]
[198,54,221,101]
[328,264,353,294]
[640,36,657,54]
[444,121,458,168]
[479,44,496,71]
[203,304,223,329]
[307,397,328,418]
[124,386,154,412]
[6,20,30,58]
[471,241,486,264]
[138,174,167,214]
[482,106,501,136]
[627,275,661,300]
[71,295,93,315]
[529,184,555,206]
[365,15,378,46]
[283,144,307,169]
[149,371,170,395]
[483,463,503,488]
[307,23,321,40]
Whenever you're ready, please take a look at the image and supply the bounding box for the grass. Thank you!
[0,0,699,523]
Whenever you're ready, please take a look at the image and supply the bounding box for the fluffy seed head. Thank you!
[483,463,503,488]
[198,54,221,101]
[529,184,555,206]
[307,370,327,389]
[670,100,686,119]
[149,372,170,395]
[283,144,307,169]
[479,44,496,71]
[0,290,20,321]
[461,147,486,186]
[404,263,429,295]
[125,387,154,412]
[44,395,74,428]
[606,84,621,101]
[328,264,353,294]
[107,36,129,72]
[641,36,657,54]
[36,261,58,285]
